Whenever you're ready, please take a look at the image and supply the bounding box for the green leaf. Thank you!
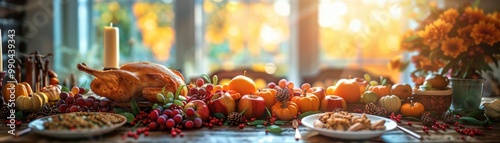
[202,74,212,84]
[212,75,219,85]
[464,109,483,117]
[212,113,225,119]
[266,125,283,134]
[403,116,421,121]
[265,107,272,117]
[84,88,90,94]
[173,100,184,106]
[247,120,266,126]
[484,117,492,127]
[256,125,265,128]
[119,112,135,123]
[298,111,321,119]
[224,120,229,126]
[458,117,483,125]
[14,111,24,120]
[239,107,248,115]
[131,121,142,131]
[175,85,186,100]
[61,86,69,92]
[130,98,140,115]
[152,103,159,110]
[113,107,127,114]
[381,78,387,86]
[274,120,285,125]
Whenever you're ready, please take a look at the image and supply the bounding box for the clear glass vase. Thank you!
[450,78,485,111]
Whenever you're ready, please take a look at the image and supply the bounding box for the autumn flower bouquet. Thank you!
[400,3,500,85]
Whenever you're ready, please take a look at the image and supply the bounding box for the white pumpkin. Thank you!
[379,95,401,113]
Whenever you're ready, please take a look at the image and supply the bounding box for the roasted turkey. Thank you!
[77,62,187,102]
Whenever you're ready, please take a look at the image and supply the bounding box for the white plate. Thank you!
[28,112,127,139]
[302,113,397,140]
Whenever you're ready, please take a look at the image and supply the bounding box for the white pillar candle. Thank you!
[103,23,119,69]
[0,29,3,72]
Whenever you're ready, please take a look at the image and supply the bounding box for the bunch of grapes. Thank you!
[147,105,203,137]
[187,78,214,103]
[56,86,112,113]
[267,79,304,97]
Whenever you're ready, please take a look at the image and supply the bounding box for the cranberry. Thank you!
[407,122,412,126]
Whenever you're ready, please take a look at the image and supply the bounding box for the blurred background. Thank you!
[1,0,499,94]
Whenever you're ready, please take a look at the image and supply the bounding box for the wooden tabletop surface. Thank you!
[1,97,499,143]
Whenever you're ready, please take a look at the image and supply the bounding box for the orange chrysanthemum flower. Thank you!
[485,12,500,28]
[457,25,475,46]
[418,19,453,50]
[400,30,415,51]
[439,8,459,24]
[471,21,500,46]
[441,37,468,58]
[462,7,484,24]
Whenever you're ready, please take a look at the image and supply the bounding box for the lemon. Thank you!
[361,91,378,103]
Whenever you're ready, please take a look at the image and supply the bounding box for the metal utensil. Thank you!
[292,119,301,140]
[397,126,422,140]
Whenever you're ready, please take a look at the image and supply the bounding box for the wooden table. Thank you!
[1,98,499,143]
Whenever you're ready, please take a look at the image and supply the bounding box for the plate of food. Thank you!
[28,112,127,139]
[301,111,397,140]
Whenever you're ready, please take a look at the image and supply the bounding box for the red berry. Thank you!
[180,132,184,137]
[173,114,183,124]
[171,132,177,137]
[184,120,194,129]
[166,119,175,128]
[407,122,412,126]
[239,124,244,129]
[144,131,149,136]
[185,107,195,117]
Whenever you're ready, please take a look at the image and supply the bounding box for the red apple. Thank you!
[208,91,235,116]
[184,100,210,121]
[310,87,326,101]
[354,77,368,94]
[391,83,413,99]
[237,94,266,119]
[321,95,347,111]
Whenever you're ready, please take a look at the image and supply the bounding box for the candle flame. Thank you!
[110,23,113,27]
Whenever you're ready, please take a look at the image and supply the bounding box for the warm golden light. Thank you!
[349,19,363,32]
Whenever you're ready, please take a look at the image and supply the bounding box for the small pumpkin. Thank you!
[227,90,242,102]
[2,82,31,102]
[369,85,391,99]
[15,93,46,112]
[272,89,298,121]
[379,95,401,113]
[291,92,320,113]
[400,102,425,117]
[255,89,277,110]
[332,79,361,103]
[42,85,61,104]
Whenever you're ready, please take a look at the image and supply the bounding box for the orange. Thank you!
[228,75,256,96]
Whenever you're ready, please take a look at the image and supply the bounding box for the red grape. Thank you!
[189,88,198,95]
[149,122,158,130]
[193,117,203,128]
[149,110,159,120]
[76,97,86,106]
[58,104,68,112]
[166,119,175,128]
[69,105,79,112]
[56,100,65,107]
[205,84,214,92]
[85,99,94,107]
[198,88,206,96]
[157,115,167,125]
[100,99,111,107]
[74,94,83,100]
[278,79,287,88]
[196,78,204,87]
[65,96,75,104]
[101,107,109,112]
[78,87,86,94]
[79,106,87,112]
[93,101,100,109]
[163,109,173,118]
[186,107,195,117]
[173,114,183,124]
[60,92,69,100]
[172,109,181,116]
[268,82,277,88]
[184,120,194,129]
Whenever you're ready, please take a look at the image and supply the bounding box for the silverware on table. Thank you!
[397,126,422,140]
[292,119,301,140]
